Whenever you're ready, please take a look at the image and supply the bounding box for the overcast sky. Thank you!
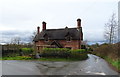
[0,0,119,44]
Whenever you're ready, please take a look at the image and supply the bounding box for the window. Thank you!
[44,36,48,42]
[65,32,72,42]
[43,33,49,42]
[66,36,71,42]
[66,36,70,41]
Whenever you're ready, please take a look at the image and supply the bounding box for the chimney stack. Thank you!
[77,18,81,29]
[42,21,46,31]
[37,26,40,34]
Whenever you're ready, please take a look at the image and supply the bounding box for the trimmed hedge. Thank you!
[70,49,86,53]
[41,48,70,58]
[20,48,33,55]
[41,48,88,60]
[70,49,88,60]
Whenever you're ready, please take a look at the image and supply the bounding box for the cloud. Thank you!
[83,29,105,41]
[1,30,33,43]
[0,0,118,44]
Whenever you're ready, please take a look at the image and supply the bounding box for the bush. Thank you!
[41,48,88,60]
[41,48,70,58]
[20,48,34,55]
[69,49,88,60]
[70,49,86,53]
[92,43,119,60]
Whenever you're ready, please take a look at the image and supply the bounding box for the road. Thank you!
[1,54,119,75]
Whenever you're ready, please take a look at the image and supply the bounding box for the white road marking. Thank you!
[94,72,106,75]
[86,71,106,75]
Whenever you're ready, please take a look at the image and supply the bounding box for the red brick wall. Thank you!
[58,40,80,49]
[35,40,81,51]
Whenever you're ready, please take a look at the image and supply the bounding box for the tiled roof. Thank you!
[33,27,83,41]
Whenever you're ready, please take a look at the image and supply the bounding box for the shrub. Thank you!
[69,49,88,60]
[41,48,70,58]
[70,49,86,53]
[20,48,34,55]
[93,43,119,60]
[41,48,88,60]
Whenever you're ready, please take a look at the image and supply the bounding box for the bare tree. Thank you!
[29,31,37,44]
[11,37,21,45]
[104,13,118,44]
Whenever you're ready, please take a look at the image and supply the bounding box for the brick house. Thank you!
[33,19,83,52]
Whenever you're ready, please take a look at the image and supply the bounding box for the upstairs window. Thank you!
[43,33,48,42]
[44,36,48,42]
[66,36,72,42]
[65,32,72,42]
[66,36,71,41]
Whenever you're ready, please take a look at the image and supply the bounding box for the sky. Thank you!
[0,0,119,44]
[118,1,120,42]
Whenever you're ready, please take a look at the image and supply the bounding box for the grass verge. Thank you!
[0,57,2,60]
[104,57,120,72]
[1,56,32,60]
[1,56,88,61]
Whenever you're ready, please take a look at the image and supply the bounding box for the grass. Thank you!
[1,56,88,61]
[2,56,32,60]
[37,57,85,61]
[105,57,120,71]
[0,57,2,60]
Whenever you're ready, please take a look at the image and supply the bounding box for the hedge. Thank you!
[41,48,88,60]
[20,48,33,55]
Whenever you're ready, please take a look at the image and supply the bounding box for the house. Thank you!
[33,19,83,52]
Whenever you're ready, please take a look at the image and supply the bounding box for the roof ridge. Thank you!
[46,28,77,31]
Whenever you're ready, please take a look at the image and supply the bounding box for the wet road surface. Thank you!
[1,54,119,75]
